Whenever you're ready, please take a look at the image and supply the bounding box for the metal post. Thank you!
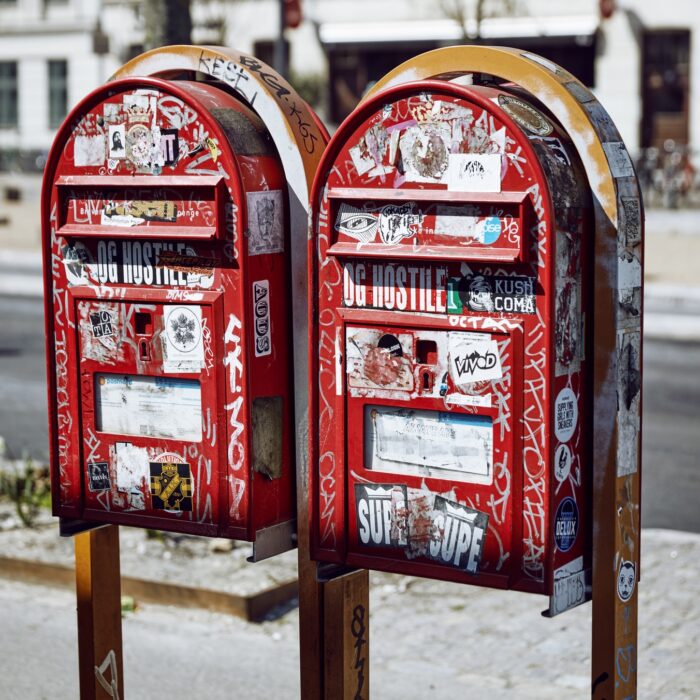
[75,525,124,700]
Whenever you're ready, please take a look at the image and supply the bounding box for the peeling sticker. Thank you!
[400,123,450,183]
[550,556,586,615]
[497,94,553,136]
[74,135,106,166]
[447,153,502,192]
[114,441,149,510]
[247,189,285,256]
[346,329,414,391]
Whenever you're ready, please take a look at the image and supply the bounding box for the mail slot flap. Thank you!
[56,175,234,241]
[326,187,528,263]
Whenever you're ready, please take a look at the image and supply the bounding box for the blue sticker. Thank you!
[554,497,579,552]
[481,216,502,245]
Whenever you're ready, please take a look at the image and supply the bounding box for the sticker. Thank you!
[449,274,536,315]
[87,462,110,492]
[554,387,578,442]
[521,52,559,73]
[497,94,553,136]
[366,406,493,480]
[378,203,422,245]
[447,153,502,192]
[554,443,573,482]
[160,128,179,166]
[444,393,492,409]
[346,328,414,391]
[252,280,272,357]
[399,124,450,183]
[90,310,115,338]
[162,305,205,373]
[103,200,177,224]
[619,196,642,247]
[124,93,151,122]
[62,242,94,286]
[554,497,579,552]
[550,556,586,615]
[114,441,150,510]
[349,143,377,176]
[108,124,126,159]
[355,483,408,547]
[617,560,636,602]
[149,454,192,512]
[448,336,502,386]
[97,375,203,442]
[126,124,152,167]
[103,103,122,122]
[602,142,635,178]
[335,203,378,244]
[74,135,106,166]
[247,190,285,256]
[428,497,489,574]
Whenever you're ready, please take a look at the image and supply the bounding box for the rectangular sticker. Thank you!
[346,329,415,391]
[114,441,149,510]
[90,310,115,338]
[549,556,586,616]
[87,462,110,492]
[619,196,642,247]
[108,124,126,159]
[252,280,272,357]
[447,273,536,315]
[365,406,492,481]
[150,456,192,512]
[96,374,203,442]
[355,483,409,547]
[162,305,205,373]
[602,142,635,178]
[247,190,285,256]
[74,135,106,167]
[448,335,502,386]
[447,153,502,192]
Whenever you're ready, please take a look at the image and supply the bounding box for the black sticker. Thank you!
[90,310,115,338]
[451,274,536,315]
[377,333,403,357]
[87,462,110,492]
[355,483,408,548]
[149,461,192,511]
[427,497,489,574]
[160,128,179,166]
[554,497,579,552]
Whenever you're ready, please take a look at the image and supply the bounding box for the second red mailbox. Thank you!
[43,77,295,548]
[310,80,592,605]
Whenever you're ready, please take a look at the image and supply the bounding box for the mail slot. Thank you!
[309,80,592,600]
[42,76,296,547]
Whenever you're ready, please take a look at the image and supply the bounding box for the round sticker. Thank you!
[554,444,572,482]
[377,333,403,357]
[481,216,502,245]
[554,387,578,443]
[617,560,636,602]
[554,497,579,552]
[497,94,553,137]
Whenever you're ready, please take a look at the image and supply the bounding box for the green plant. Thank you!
[0,458,51,528]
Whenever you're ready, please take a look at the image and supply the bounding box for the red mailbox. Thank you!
[309,81,593,607]
[42,77,296,549]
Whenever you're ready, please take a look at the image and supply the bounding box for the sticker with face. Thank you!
[617,560,636,602]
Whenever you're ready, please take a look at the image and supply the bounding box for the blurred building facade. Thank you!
[0,0,696,169]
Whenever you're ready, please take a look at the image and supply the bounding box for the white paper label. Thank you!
[96,374,203,442]
[447,153,502,192]
[448,336,503,386]
[162,305,205,373]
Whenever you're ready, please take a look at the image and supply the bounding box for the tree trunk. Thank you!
[143,0,192,50]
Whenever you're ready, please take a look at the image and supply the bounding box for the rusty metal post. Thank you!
[74,524,124,700]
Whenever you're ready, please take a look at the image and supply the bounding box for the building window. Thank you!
[48,60,68,129]
[0,62,18,128]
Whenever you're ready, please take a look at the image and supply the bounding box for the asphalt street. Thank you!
[0,294,698,532]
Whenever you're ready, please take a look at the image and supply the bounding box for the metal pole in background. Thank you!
[274,0,289,79]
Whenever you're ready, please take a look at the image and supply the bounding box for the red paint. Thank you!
[42,77,296,539]
[309,80,593,596]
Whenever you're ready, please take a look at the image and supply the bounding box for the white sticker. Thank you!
[252,280,272,357]
[98,376,203,443]
[550,556,586,616]
[522,52,559,74]
[602,142,635,178]
[114,441,149,510]
[162,305,205,373]
[554,387,578,442]
[349,143,376,176]
[247,190,285,256]
[554,443,572,482]
[444,393,492,409]
[617,560,636,602]
[447,153,502,192]
[100,212,144,227]
[448,336,502,386]
[74,135,106,166]
[108,124,126,159]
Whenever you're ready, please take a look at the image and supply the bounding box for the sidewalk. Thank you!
[1,527,698,699]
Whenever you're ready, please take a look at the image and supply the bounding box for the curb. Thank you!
[0,555,298,622]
